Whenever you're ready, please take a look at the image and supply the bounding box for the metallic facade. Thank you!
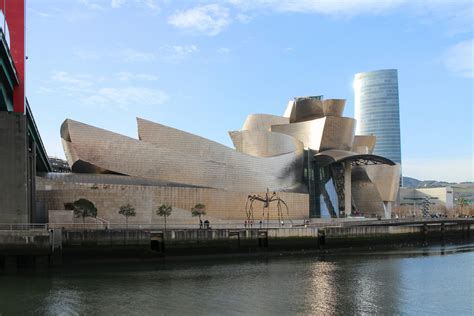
[354,69,402,164]
[228,130,303,158]
[62,119,305,193]
[59,93,401,220]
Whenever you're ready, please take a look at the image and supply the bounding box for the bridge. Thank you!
[0,1,51,225]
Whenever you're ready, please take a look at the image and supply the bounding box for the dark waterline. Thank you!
[1,243,473,315]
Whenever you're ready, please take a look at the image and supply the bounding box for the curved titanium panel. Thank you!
[138,117,227,160]
[351,166,385,217]
[322,99,345,117]
[271,116,355,151]
[288,98,346,123]
[283,100,294,118]
[241,114,289,131]
[313,149,395,167]
[353,135,376,154]
[363,164,400,202]
[62,119,304,193]
[228,130,303,158]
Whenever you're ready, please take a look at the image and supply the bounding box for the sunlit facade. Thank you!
[38,96,401,225]
[354,69,402,165]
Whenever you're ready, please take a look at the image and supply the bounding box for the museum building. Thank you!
[37,96,400,225]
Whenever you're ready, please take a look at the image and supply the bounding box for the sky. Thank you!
[22,0,473,182]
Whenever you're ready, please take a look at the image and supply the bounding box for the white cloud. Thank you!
[37,86,56,94]
[236,13,251,23]
[216,47,231,54]
[228,0,473,17]
[119,48,156,62]
[116,72,159,81]
[73,49,100,61]
[110,0,158,10]
[403,157,473,183]
[28,8,53,19]
[51,71,94,92]
[165,1,474,39]
[442,39,474,78]
[111,0,126,8]
[141,0,158,10]
[168,4,230,36]
[172,45,199,58]
[227,0,407,15]
[84,87,168,108]
[80,0,104,11]
[47,71,168,109]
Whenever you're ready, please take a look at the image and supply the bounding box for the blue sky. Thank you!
[24,0,473,182]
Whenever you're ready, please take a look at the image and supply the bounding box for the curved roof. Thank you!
[313,149,395,167]
[241,114,289,131]
[228,130,303,158]
[271,116,355,151]
[60,119,305,192]
[287,98,346,123]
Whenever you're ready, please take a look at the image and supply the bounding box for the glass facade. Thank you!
[305,150,343,218]
[354,69,402,165]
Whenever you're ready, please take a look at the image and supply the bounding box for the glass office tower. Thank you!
[354,69,402,165]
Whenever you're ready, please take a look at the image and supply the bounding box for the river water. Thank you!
[1,243,473,315]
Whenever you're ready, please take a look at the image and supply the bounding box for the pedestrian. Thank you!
[244,220,247,228]
[199,219,203,229]
[259,220,262,228]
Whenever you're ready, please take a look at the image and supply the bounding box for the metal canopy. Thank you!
[313,149,396,167]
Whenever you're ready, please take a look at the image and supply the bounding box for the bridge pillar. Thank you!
[0,113,31,223]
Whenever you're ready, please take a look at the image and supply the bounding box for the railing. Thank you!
[0,223,48,230]
[95,216,110,229]
[2,218,471,232]
[47,221,312,231]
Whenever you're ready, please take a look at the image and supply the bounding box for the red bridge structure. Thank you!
[0,0,51,224]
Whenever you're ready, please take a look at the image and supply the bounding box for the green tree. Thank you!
[156,204,173,230]
[458,197,469,216]
[73,198,98,224]
[119,203,136,227]
[191,203,206,224]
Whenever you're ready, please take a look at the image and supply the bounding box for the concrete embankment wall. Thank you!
[57,224,472,257]
[0,230,50,254]
[0,223,472,269]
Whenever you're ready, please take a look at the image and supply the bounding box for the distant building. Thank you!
[399,182,473,217]
[400,187,454,211]
[49,157,71,173]
[354,69,402,166]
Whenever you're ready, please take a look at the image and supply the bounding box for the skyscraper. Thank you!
[354,69,402,165]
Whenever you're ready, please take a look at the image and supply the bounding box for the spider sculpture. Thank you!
[245,189,292,226]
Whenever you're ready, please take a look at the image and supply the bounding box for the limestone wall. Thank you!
[37,177,309,225]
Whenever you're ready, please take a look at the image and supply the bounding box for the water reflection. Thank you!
[0,243,472,315]
[306,261,338,315]
[40,281,85,315]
